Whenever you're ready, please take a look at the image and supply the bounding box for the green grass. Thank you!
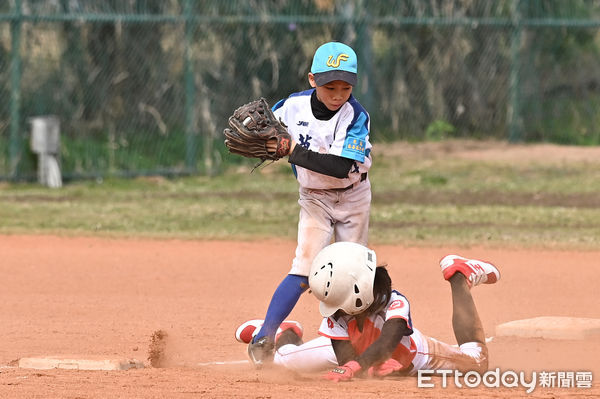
[1,141,599,249]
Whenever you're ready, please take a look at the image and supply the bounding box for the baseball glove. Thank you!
[224,98,292,168]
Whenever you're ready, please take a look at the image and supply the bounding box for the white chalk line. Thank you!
[196,360,249,367]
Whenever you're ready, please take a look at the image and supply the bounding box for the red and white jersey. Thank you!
[318,290,417,368]
[272,89,372,190]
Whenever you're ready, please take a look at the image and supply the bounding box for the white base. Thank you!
[496,316,600,340]
[18,356,144,371]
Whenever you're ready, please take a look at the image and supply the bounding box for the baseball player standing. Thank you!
[240,41,373,367]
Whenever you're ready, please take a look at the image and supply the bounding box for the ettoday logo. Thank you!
[417,368,593,394]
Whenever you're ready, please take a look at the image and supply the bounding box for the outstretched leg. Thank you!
[449,273,485,345]
[435,254,501,372]
[247,188,334,367]
[247,274,308,366]
[253,274,308,342]
[440,254,500,345]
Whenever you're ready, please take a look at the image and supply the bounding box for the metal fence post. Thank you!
[355,0,374,116]
[9,0,23,180]
[184,0,198,173]
[508,0,523,142]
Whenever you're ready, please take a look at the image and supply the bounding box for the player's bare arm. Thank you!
[354,318,412,369]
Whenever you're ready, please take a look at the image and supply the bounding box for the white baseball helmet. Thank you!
[309,242,377,317]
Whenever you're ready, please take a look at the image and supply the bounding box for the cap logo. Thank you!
[326,53,349,68]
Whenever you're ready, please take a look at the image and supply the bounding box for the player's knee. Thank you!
[476,345,489,373]
[459,342,488,373]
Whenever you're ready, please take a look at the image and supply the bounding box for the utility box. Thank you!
[30,115,61,154]
[28,115,62,188]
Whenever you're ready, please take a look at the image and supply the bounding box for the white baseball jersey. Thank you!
[273,89,373,277]
[273,89,372,190]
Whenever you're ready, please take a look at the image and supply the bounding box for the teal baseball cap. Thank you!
[310,42,358,86]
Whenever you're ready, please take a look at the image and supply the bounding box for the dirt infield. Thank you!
[0,235,598,398]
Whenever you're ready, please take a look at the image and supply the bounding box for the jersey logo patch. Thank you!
[389,300,405,310]
[296,121,309,127]
[347,138,365,152]
[299,133,312,149]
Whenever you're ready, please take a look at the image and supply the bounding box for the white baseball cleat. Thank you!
[235,319,304,344]
[235,319,264,344]
[440,255,500,288]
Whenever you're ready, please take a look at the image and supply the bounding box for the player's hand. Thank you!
[266,138,278,153]
[267,137,295,154]
[323,360,361,382]
[367,358,404,378]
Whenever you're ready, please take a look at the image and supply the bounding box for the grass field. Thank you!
[1,140,599,249]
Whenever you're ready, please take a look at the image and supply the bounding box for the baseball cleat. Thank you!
[247,336,274,368]
[440,255,500,288]
[235,319,263,344]
[236,319,304,368]
[235,319,304,345]
[277,320,304,343]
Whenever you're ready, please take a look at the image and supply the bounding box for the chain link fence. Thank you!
[1,0,599,181]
